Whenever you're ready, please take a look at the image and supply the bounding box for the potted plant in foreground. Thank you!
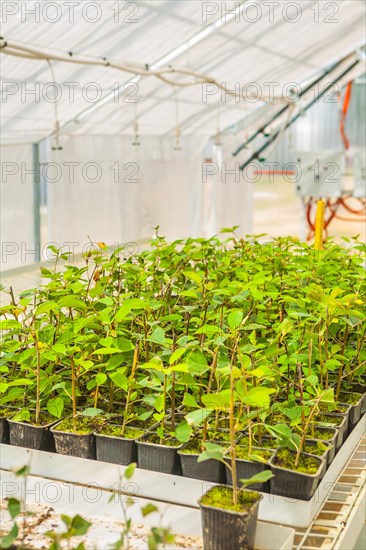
[198,452,273,550]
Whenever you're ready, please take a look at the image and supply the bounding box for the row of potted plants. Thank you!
[0,230,365,548]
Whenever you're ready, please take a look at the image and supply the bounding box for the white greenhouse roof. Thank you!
[0,0,365,144]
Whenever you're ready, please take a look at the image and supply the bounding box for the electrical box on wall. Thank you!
[295,151,346,198]
[354,149,366,198]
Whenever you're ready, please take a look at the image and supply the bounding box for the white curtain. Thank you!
[0,144,35,270]
[43,134,253,254]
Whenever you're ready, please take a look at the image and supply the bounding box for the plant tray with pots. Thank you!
[1,414,364,529]
[339,391,364,430]
[94,424,145,466]
[51,416,98,460]
[8,410,58,452]
[315,411,349,451]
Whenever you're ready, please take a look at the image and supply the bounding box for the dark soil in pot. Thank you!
[225,446,273,492]
[178,438,226,483]
[198,485,262,550]
[95,424,144,465]
[339,391,364,431]
[136,432,183,475]
[0,406,18,444]
[51,416,100,459]
[8,410,57,451]
[346,383,366,415]
[269,448,325,500]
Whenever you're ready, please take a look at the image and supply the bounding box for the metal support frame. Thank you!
[32,143,41,262]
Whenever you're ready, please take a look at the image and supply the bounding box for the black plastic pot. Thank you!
[225,449,274,493]
[347,383,366,415]
[0,407,18,444]
[136,436,183,475]
[8,415,57,451]
[339,391,364,431]
[51,422,95,459]
[269,449,325,501]
[316,412,349,451]
[178,447,225,483]
[198,485,262,550]
[312,425,337,466]
[95,427,143,466]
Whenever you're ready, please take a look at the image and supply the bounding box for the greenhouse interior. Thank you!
[0,1,365,549]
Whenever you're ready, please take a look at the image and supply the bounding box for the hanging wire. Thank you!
[47,60,62,151]
[173,89,181,151]
[214,107,222,147]
[132,101,140,146]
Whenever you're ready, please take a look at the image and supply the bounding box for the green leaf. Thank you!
[47,397,64,419]
[124,463,136,480]
[141,503,158,517]
[115,298,147,322]
[0,522,18,548]
[169,348,187,365]
[238,387,275,408]
[150,327,165,344]
[182,393,199,409]
[95,373,107,386]
[58,296,87,312]
[7,498,20,519]
[70,515,92,536]
[35,301,59,315]
[92,348,123,355]
[183,271,202,284]
[185,408,212,426]
[197,442,225,463]
[201,391,230,409]
[320,388,334,403]
[186,350,208,374]
[13,465,30,477]
[227,310,244,330]
[109,371,128,390]
[175,420,192,443]
[81,408,103,417]
[240,470,274,487]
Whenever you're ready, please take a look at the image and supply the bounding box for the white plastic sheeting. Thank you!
[0,144,36,270]
[43,134,252,251]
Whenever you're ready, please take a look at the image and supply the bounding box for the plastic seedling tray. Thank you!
[1,414,364,529]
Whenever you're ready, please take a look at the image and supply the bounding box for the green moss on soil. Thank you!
[10,411,55,426]
[338,392,362,405]
[206,430,230,442]
[234,446,272,461]
[0,408,17,419]
[316,414,343,426]
[54,416,100,434]
[303,440,329,457]
[319,402,349,413]
[200,486,260,513]
[142,432,181,447]
[274,448,320,474]
[239,435,277,449]
[99,424,144,439]
[180,438,226,455]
